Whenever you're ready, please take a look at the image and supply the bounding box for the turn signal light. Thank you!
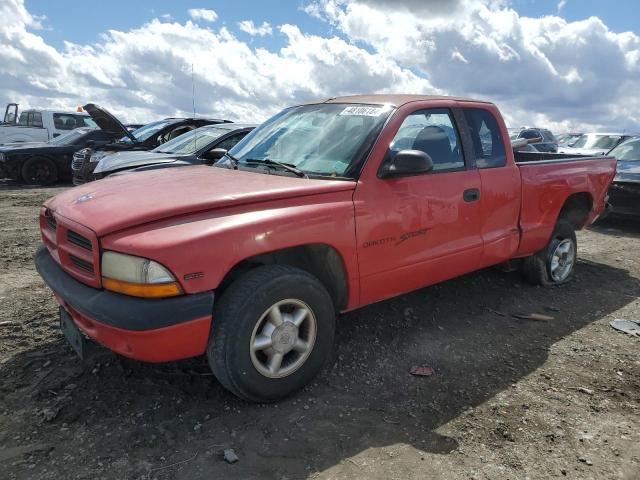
[102,277,182,298]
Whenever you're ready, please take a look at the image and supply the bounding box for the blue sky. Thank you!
[26,0,327,50]
[26,0,640,51]
[513,0,640,32]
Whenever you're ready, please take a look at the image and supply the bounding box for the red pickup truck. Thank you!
[35,95,616,402]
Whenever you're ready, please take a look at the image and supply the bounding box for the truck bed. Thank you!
[515,152,617,256]
[514,151,608,163]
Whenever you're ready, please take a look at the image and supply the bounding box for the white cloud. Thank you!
[308,0,640,131]
[0,0,433,124]
[0,0,638,132]
[187,8,218,23]
[557,0,567,12]
[238,20,273,37]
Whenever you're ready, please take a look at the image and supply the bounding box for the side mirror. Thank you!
[380,150,434,178]
[202,148,227,164]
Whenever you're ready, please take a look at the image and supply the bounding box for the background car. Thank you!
[606,137,640,217]
[556,132,583,147]
[0,103,97,144]
[92,123,256,179]
[71,103,231,184]
[559,133,635,156]
[515,127,558,152]
[0,127,121,184]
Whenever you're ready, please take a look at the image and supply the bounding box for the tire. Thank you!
[521,220,577,286]
[21,156,58,185]
[207,265,336,402]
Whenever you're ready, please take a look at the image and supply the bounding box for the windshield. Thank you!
[152,126,226,155]
[557,133,581,145]
[609,139,640,161]
[119,120,174,143]
[572,134,623,149]
[49,128,93,145]
[226,103,393,177]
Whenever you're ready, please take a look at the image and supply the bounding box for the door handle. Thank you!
[463,188,480,202]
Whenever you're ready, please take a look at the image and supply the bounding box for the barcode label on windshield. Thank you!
[339,106,387,117]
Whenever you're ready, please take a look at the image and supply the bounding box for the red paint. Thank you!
[58,298,211,362]
[39,96,616,363]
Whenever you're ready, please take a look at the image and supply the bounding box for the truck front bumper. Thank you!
[35,246,214,362]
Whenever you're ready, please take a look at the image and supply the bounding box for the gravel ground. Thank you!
[0,183,639,480]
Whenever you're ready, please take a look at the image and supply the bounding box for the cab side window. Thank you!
[215,132,247,151]
[389,108,464,172]
[463,108,506,168]
[164,125,194,142]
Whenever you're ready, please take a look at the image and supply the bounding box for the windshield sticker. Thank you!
[339,106,388,117]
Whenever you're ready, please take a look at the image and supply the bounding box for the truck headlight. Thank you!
[101,251,182,298]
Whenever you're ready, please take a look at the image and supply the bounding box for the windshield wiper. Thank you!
[223,152,240,169]
[243,158,308,178]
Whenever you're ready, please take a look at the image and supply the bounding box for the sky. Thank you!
[1,0,639,132]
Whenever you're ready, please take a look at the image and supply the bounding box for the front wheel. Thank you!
[21,156,58,185]
[521,220,577,286]
[207,265,336,402]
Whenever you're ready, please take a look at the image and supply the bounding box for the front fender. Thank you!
[100,190,360,307]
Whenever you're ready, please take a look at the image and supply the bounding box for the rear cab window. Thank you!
[18,111,43,128]
[463,108,506,168]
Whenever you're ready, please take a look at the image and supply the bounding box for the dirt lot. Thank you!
[0,183,639,480]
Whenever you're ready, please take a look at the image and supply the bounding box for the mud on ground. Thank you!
[0,183,639,480]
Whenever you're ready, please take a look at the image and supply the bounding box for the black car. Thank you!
[72,104,231,184]
[606,137,640,217]
[92,123,256,179]
[516,128,558,153]
[0,127,122,185]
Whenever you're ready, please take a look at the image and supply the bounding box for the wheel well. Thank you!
[558,192,592,229]
[218,244,348,310]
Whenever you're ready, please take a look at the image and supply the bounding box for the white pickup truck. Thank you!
[0,103,97,144]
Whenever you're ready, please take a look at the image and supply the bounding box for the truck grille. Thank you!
[45,210,57,231]
[70,255,95,273]
[67,230,92,251]
[39,208,101,288]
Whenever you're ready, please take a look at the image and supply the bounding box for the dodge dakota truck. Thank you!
[35,95,616,402]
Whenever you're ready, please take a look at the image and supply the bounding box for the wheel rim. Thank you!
[550,238,575,282]
[249,299,317,379]
[29,162,51,183]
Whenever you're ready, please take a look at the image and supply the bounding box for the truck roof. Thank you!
[311,94,491,107]
[21,108,90,116]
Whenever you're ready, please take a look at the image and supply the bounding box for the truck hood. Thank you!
[94,150,181,174]
[613,161,640,183]
[45,166,356,236]
[83,103,135,142]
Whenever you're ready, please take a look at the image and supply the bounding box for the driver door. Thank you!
[354,107,484,305]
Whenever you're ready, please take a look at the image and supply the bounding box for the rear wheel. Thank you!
[21,156,58,185]
[207,265,336,402]
[521,220,577,286]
